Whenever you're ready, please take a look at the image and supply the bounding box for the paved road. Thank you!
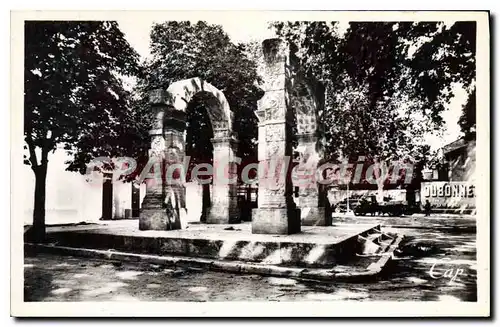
[24,217,477,302]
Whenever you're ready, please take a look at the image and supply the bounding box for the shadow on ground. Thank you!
[24,224,477,302]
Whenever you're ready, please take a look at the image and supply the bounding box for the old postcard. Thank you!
[11,10,490,317]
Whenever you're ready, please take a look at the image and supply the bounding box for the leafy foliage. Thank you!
[24,21,140,240]
[458,87,476,140]
[139,21,264,162]
[273,21,476,167]
[25,21,141,172]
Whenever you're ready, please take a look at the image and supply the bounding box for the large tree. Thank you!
[24,21,140,241]
[458,87,476,140]
[273,21,476,198]
[139,21,263,169]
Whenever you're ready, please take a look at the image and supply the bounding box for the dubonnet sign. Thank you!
[420,181,476,210]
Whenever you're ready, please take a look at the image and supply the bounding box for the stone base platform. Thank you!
[41,221,398,269]
[301,207,329,226]
[139,209,181,231]
[251,208,301,235]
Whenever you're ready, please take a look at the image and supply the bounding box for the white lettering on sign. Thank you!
[422,183,475,198]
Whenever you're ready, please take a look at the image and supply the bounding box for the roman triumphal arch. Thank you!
[139,77,240,230]
[140,38,327,235]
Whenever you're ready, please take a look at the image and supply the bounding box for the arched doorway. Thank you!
[185,93,214,224]
[140,78,239,231]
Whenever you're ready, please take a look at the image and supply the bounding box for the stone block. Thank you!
[251,207,301,235]
[300,207,330,226]
[158,238,188,255]
[206,204,240,224]
[139,209,181,231]
[148,88,169,105]
[187,239,221,258]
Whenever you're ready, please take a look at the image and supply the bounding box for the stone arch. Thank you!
[165,77,233,133]
[139,78,240,231]
[290,76,328,227]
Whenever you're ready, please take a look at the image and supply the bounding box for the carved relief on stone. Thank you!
[292,96,316,117]
[298,186,319,197]
[263,76,286,92]
[265,124,285,142]
[293,142,320,192]
[297,114,317,135]
[259,188,286,208]
[212,120,228,130]
[263,64,286,79]
[165,146,182,164]
[257,126,267,161]
[213,127,230,139]
[164,128,184,138]
[261,92,285,121]
[266,102,281,121]
[263,187,285,196]
[260,187,285,199]
[150,135,165,157]
[163,130,185,153]
[266,141,283,157]
[149,89,168,105]
[293,86,317,135]
[150,107,164,130]
[262,39,288,65]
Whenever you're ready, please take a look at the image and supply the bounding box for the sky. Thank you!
[117,20,466,150]
[117,19,275,60]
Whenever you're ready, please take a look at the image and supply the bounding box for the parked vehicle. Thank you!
[377,198,406,216]
[353,195,380,216]
[354,195,417,217]
[333,194,363,213]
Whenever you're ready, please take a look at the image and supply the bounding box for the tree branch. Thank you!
[25,135,39,171]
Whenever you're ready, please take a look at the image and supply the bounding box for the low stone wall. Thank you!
[44,225,380,269]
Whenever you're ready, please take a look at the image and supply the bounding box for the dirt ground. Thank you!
[24,216,477,302]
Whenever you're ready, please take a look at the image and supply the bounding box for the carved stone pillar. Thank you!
[295,134,328,226]
[163,123,186,230]
[207,129,240,224]
[139,89,166,230]
[252,38,301,235]
[293,73,328,226]
[139,89,186,231]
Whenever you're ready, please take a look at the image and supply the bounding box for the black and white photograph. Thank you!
[10,10,490,317]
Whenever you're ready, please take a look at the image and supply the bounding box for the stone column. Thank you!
[295,134,328,226]
[292,73,328,226]
[112,185,123,219]
[163,123,187,230]
[139,89,167,230]
[207,130,240,224]
[139,89,186,231]
[252,38,301,235]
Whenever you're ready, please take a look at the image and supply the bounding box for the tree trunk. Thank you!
[376,179,384,203]
[374,161,388,203]
[31,164,48,242]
